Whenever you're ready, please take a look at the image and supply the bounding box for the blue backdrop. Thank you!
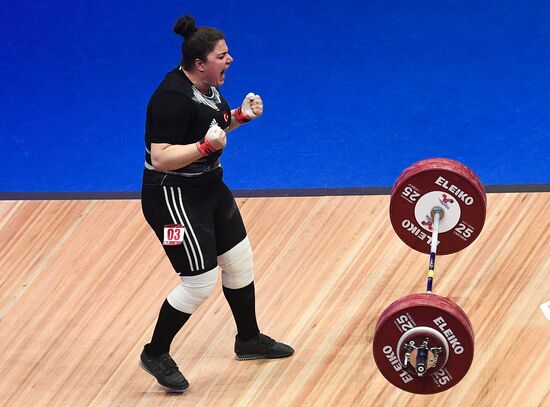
[2,1,549,193]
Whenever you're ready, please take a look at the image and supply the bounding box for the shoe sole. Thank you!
[235,352,294,361]
[139,361,189,392]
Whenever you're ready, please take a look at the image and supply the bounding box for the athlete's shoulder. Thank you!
[148,68,194,107]
[158,68,193,94]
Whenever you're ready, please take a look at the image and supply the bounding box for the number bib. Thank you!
[163,224,185,245]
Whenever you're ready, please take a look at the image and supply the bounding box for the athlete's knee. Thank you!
[218,236,254,289]
[167,266,219,313]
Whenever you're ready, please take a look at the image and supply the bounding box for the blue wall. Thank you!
[2,1,549,192]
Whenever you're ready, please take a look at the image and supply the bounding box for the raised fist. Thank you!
[197,124,226,156]
[234,93,263,124]
[240,92,263,119]
[205,124,226,151]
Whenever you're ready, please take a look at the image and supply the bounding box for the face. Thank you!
[197,39,233,88]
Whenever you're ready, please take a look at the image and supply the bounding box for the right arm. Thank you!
[148,92,226,171]
[150,142,203,171]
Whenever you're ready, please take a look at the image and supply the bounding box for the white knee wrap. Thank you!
[167,266,219,314]
[218,236,255,289]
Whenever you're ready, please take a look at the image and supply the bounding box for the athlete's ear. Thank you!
[195,58,205,72]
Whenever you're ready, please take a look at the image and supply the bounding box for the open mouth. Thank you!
[220,66,229,79]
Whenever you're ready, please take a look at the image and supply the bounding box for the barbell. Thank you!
[373,158,485,394]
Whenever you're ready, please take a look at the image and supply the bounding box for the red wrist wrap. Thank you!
[196,138,216,156]
[234,107,251,124]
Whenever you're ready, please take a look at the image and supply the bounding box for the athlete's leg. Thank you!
[213,184,258,340]
[140,181,219,390]
[214,183,293,360]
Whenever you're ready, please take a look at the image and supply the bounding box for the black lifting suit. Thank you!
[141,67,247,277]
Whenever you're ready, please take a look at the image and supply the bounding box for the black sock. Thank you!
[144,299,191,357]
[223,282,260,341]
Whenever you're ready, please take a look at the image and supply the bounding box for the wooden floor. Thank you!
[0,193,549,406]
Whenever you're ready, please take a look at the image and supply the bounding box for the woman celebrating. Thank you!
[139,15,294,392]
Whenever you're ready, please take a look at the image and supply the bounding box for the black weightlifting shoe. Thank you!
[139,350,189,392]
[235,333,294,361]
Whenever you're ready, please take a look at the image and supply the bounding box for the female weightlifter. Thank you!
[139,15,294,392]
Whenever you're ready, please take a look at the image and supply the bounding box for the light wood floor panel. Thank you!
[0,193,548,406]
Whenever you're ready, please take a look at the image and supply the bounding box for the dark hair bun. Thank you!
[173,15,198,39]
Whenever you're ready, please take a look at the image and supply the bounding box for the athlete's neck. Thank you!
[181,66,211,94]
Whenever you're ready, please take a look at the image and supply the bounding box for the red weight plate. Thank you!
[411,158,486,206]
[390,158,486,254]
[419,158,487,210]
[373,293,475,394]
[393,158,486,208]
[412,158,487,206]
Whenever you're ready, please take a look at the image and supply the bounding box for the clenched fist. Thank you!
[205,124,226,150]
[197,124,226,156]
[240,92,263,118]
[234,92,263,123]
